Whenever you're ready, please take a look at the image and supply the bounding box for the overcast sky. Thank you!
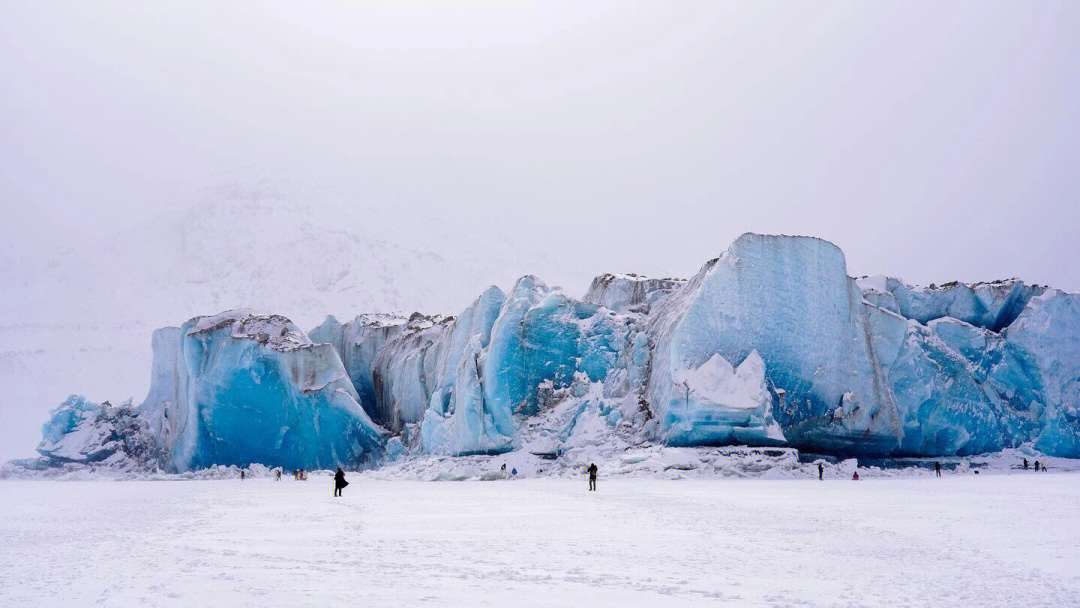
[4,1,1080,286]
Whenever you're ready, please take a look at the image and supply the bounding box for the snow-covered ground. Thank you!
[3,474,1079,607]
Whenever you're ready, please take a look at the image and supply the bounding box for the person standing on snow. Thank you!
[240,470,245,481]
[818,463,824,481]
[935,462,941,477]
[587,463,598,492]
[334,468,349,497]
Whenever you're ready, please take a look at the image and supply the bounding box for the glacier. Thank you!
[647,234,903,455]
[135,311,386,472]
[27,233,1080,473]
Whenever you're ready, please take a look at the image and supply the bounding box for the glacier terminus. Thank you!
[27,233,1080,473]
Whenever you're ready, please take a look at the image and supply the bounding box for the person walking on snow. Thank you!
[334,468,349,497]
[818,463,824,480]
[587,463,598,492]
[240,470,245,481]
[935,462,941,477]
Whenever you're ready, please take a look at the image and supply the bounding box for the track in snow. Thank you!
[2,474,1078,607]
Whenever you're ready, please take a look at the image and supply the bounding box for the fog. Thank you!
[2,1,1079,460]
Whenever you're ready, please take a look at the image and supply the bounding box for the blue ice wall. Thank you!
[309,313,406,422]
[1004,291,1080,456]
[648,234,903,455]
[139,311,386,471]
[39,233,1080,466]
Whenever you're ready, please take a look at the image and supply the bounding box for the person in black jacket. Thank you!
[818,463,824,481]
[334,468,349,497]
[587,463,598,492]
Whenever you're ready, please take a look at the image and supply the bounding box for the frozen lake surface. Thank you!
[2,473,1079,607]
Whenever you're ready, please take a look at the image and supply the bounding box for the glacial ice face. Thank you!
[425,286,506,418]
[32,232,1080,469]
[648,234,902,455]
[421,336,514,455]
[140,310,386,472]
[479,276,550,423]
[583,273,684,313]
[1004,291,1080,457]
[857,276,1045,332]
[861,283,1080,457]
[421,287,512,455]
[309,313,407,422]
[366,276,649,457]
[361,313,452,431]
[865,307,1036,455]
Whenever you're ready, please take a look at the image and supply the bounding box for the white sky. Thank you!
[2,2,1079,460]
[4,1,1079,288]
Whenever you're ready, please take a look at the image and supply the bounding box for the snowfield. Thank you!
[3,474,1079,607]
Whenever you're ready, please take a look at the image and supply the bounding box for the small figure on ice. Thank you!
[334,468,349,497]
[587,463,598,492]
[1023,458,1029,470]
[851,471,860,481]
[240,469,245,481]
[1034,460,1041,472]
[935,462,941,477]
[817,462,823,481]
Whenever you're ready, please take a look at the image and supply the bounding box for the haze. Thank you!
[2,1,1079,461]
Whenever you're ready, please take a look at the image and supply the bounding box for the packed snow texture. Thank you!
[2,474,1080,607]
[24,233,1080,474]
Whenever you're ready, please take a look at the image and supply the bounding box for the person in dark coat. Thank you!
[587,463,598,492]
[818,463,824,481]
[1034,460,1041,472]
[1023,458,1029,470]
[334,468,349,497]
[240,470,245,481]
[935,462,941,477]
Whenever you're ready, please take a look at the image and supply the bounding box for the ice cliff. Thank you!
[133,311,385,472]
[32,234,1080,472]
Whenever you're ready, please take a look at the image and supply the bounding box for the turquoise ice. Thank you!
[139,311,386,472]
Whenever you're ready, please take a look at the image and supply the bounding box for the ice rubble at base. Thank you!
[25,233,1080,475]
[35,395,162,470]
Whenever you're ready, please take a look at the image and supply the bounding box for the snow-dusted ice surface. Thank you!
[3,475,1079,607]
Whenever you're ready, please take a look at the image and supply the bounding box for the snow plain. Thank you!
[2,473,1079,607]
